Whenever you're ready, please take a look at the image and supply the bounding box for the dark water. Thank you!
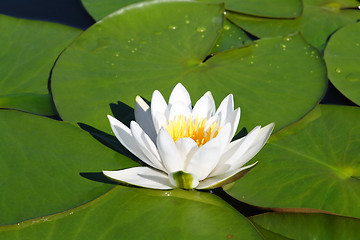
[0,0,94,29]
[0,0,355,106]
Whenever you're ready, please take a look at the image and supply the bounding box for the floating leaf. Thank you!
[324,22,360,105]
[251,212,360,240]
[81,0,303,20]
[199,0,303,18]
[210,19,252,54]
[226,105,360,218]
[0,15,82,115]
[227,0,360,50]
[0,93,55,115]
[0,187,263,239]
[81,0,142,20]
[0,109,136,225]
[51,1,326,134]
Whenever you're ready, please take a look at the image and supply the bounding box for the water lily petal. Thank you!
[130,121,165,171]
[196,162,258,189]
[215,94,234,126]
[216,122,233,146]
[134,96,156,142]
[204,114,220,132]
[168,83,192,109]
[210,125,265,177]
[152,112,168,134]
[108,115,158,168]
[208,138,245,177]
[168,101,192,121]
[191,123,233,179]
[192,91,215,119]
[151,90,167,115]
[157,128,183,173]
[230,107,241,137]
[151,90,169,134]
[103,167,173,190]
[175,138,198,167]
[186,137,224,181]
[227,123,274,172]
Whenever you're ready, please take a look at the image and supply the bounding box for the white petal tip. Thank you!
[135,96,150,109]
[175,83,185,88]
[204,91,213,97]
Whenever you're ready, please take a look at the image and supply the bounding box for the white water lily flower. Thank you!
[103,83,274,190]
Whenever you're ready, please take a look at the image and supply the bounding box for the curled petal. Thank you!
[130,121,165,171]
[228,123,274,172]
[210,125,261,177]
[103,167,173,190]
[108,115,158,169]
[196,162,258,189]
[134,96,156,142]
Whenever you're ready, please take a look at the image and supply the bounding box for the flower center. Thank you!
[165,115,220,147]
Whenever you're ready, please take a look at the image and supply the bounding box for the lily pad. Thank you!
[81,0,302,21]
[0,15,82,115]
[81,0,142,20]
[210,19,252,54]
[0,93,55,116]
[0,109,136,225]
[51,0,326,135]
[226,105,360,218]
[0,187,263,239]
[324,22,360,105]
[227,0,360,51]
[199,0,303,18]
[251,212,360,240]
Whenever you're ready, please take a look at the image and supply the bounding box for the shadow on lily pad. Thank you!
[80,172,117,184]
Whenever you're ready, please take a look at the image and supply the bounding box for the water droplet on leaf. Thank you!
[283,36,291,41]
[168,25,177,30]
[196,26,206,33]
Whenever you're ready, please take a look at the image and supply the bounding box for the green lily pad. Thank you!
[199,0,303,18]
[0,186,263,239]
[324,22,360,105]
[227,0,360,51]
[81,0,142,20]
[251,212,360,240]
[51,0,326,134]
[0,15,82,115]
[0,93,55,115]
[226,105,360,218]
[210,19,252,54]
[81,0,302,21]
[0,109,136,225]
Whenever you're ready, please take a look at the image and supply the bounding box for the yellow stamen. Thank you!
[165,115,220,147]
